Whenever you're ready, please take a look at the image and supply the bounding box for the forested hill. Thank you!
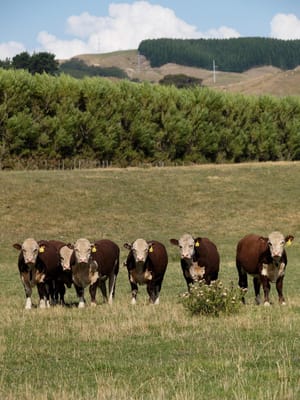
[138,37,300,72]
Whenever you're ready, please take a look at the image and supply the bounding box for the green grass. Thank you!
[0,162,300,399]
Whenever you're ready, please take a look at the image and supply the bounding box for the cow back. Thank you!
[236,234,268,274]
[92,239,120,275]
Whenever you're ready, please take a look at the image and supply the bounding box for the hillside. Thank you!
[73,49,300,97]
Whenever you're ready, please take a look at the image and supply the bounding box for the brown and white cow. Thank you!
[123,238,168,305]
[47,240,74,304]
[70,238,120,307]
[170,233,220,290]
[236,231,294,305]
[13,238,64,309]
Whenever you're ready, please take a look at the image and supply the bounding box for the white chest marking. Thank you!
[187,262,205,281]
[261,262,286,283]
[130,269,152,285]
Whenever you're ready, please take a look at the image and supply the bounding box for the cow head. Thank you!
[170,233,195,261]
[124,238,153,265]
[73,238,95,264]
[261,231,294,262]
[13,238,41,266]
[59,244,74,270]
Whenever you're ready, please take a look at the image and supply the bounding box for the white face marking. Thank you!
[59,246,74,270]
[178,234,195,260]
[74,238,92,264]
[267,231,285,260]
[22,238,39,265]
[132,238,149,264]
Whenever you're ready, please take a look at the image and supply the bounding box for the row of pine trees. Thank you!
[138,38,300,72]
[0,68,300,168]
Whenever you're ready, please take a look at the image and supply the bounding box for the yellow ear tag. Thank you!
[39,246,45,253]
[286,239,292,247]
[195,241,200,247]
[92,246,97,253]
[149,246,154,253]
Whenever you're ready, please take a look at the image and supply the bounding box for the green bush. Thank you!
[180,280,244,317]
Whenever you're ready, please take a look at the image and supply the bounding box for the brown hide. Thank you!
[92,239,120,277]
[192,237,220,282]
[236,234,272,274]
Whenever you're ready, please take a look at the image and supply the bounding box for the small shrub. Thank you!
[180,280,243,317]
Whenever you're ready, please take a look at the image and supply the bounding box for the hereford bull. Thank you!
[123,238,168,305]
[13,238,64,309]
[70,238,120,307]
[236,231,294,305]
[170,233,220,290]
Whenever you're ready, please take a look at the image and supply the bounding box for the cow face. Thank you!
[124,238,151,265]
[13,238,40,266]
[266,231,294,261]
[59,245,74,270]
[170,234,195,260]
[73,238,93,264]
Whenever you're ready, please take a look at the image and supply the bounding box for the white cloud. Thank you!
[0,1,242,60]
[270,13,300,39]
[0,41,25,60]
[37,1,241,58]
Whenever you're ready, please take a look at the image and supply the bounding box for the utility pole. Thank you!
[213,59,216,83]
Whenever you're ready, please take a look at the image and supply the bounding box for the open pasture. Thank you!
[0,162,300,399]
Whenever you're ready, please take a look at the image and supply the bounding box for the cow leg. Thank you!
[253,277,261,305]
[89,282,98,306]
[237,263,248,304]
[276,277,286,305]
[107,274,117,305]
[37,283,50,308]
[21,273,33,309]
[74,284,85,308]
[261,276,271,306]
[130,281,138,305]
[147,281,160,305]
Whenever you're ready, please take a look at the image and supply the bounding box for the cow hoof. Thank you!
[25,299,32,309]
[264,301,271,307]
[281,301,286,306]
[131,298,137,305]
[78,301,85,308]
[153,297,160,305]
[39,299,47,308]
[91,302,97,307]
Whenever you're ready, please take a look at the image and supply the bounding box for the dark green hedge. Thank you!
[1,68,300,168]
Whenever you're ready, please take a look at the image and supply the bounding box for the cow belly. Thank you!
[261,262,286,283]
[186,263,205,281]
[130,269,152,285]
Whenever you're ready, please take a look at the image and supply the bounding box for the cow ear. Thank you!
[148,241,154,253]
[66,243,74,249]
[259,236,268,243]
[285,235,294,246]
[124,242,132,250]
[13,243,21,250]
[170,239,179,246]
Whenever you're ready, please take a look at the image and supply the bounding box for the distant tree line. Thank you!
[0,68,300,169]
[138,37,300,72]
[0,52,59,75]
[0,52,128,79]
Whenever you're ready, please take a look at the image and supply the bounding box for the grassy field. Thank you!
[0,162,300,399]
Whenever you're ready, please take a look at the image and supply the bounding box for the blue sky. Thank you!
[1,0,300,60]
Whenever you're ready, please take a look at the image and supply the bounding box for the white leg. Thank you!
[25,297,32,309]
